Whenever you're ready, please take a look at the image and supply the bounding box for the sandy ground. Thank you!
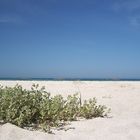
[0,81,140,140]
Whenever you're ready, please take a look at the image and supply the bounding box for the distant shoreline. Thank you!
[0,78,140,81]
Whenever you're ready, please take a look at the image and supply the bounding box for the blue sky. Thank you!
[0,0,140,79]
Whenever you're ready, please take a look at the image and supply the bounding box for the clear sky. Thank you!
[0,0,140,79]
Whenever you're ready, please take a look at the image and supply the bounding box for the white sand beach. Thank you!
[0,81,140,140]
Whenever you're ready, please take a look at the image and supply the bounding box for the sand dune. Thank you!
[0,81,140,140]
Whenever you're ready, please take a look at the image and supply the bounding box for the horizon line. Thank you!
[0,77,140,81]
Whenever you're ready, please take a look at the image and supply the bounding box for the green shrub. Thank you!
[80,98,109,119]
[0,84,110,132]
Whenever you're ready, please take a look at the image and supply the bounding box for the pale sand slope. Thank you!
[0,81,140,140]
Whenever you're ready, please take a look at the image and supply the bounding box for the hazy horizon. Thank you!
[0,77,140,81]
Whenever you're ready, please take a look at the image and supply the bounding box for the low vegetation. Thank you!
[0,84,110,133]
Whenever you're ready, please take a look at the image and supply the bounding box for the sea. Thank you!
[0,78,140,81]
